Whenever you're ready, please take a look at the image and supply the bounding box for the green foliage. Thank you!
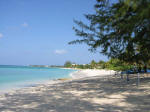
[83,64,91,69]
[90,60,97,69]
[75,64,91,69]
[98,60,106,69]
[69,0,150,68]
[105,58,131,71]
[63,59,133,71]
[77,65,84,69]
[64,61,72,68]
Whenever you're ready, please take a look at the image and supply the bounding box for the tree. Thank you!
[64,61,72,68]
[69,0,150,72]
[90,60,97,69]
[98,60,106,69]
[106,58,131,71]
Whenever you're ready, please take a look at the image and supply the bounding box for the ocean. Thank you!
[0,65,76,91]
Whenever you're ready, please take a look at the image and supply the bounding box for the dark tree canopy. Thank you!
[69,0,150,66]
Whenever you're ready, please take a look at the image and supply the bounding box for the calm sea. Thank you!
[0,65,76,91]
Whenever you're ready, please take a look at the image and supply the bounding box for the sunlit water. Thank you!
[0,65,76,91]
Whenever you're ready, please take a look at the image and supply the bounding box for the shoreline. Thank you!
[0,69,115,95]
[0,67,77,95]
[1,68,149,96]
[0,71,149,112]
[0,77,73,95]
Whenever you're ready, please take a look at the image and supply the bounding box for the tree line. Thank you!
[64,59,150,72]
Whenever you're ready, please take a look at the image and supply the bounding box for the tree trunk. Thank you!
[138,66,141,73]
[144,65,147,73]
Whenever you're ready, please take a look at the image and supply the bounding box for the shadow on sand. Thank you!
[0,75,150,112]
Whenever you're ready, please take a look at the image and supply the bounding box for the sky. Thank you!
[0,0,108,65]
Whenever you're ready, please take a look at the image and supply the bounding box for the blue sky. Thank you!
[0,0,108,65]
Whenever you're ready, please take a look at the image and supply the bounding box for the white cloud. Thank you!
[22,22,28,27]
[54,49,67,54]
[0,33,3,38]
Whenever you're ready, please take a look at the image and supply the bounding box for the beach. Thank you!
[0,69,150,112]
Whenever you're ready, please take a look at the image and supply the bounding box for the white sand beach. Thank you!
[0,69,150,112]
[70,69,116,79]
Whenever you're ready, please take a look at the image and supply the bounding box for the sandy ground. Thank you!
[0,70,150,112]
[70,69,116,79]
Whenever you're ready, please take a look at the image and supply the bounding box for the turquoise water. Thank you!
[0,65,76,91]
